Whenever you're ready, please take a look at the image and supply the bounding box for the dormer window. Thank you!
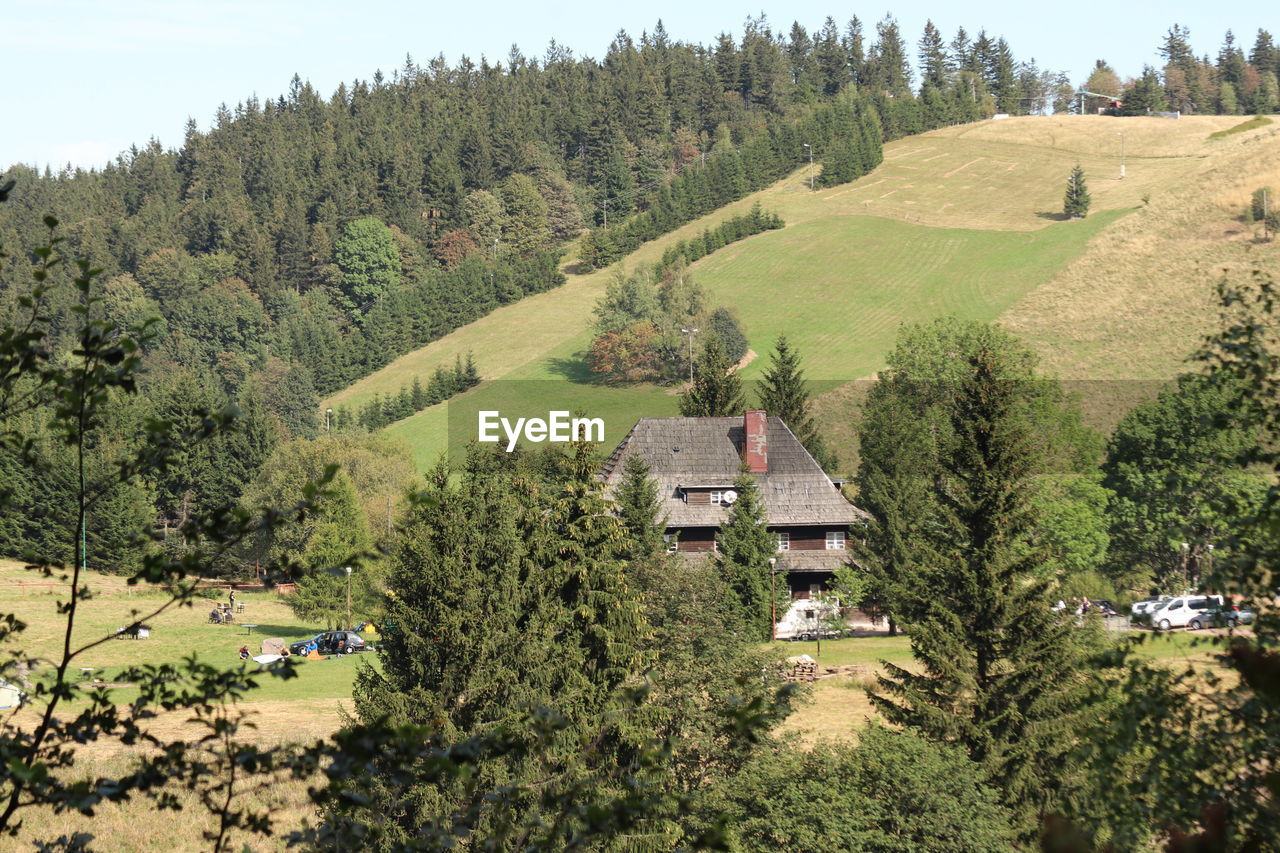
[710,490,726,505]
[826,530,846,551]
[776,532,790,552]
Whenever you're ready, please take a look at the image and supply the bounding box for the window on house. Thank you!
[710,490,724,505]
[776,531,790,552]
[663,534,678,554]
[826,530,846,550]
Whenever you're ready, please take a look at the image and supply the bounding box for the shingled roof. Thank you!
[601,415,867,527]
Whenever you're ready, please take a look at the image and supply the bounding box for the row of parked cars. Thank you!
[1130,594,1255,630]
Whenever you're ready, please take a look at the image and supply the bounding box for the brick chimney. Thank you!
[743,410,768,473]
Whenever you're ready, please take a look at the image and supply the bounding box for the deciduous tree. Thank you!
[334,216,401,313]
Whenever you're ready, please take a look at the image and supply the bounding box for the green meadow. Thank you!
[326,114,1273,472]
[384,209,1120,469]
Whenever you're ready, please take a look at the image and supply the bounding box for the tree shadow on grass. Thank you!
[1035,211,1072,221]
[546,354,597,384]
[220,623,317,641]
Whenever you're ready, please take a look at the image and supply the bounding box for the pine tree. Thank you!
[1063,164,1090,218]
[918,20,951,89]
[867,340,1101,835]
[679,336,746,417]
[614,453,666,560]
[715,474,780,640]
[354,455,565,737]
[538,439,651,696]
[757,334,834,471]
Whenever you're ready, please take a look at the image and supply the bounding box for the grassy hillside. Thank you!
[328,114,1277,472]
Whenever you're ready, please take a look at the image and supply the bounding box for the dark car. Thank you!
[289,630,370,657]
[1190,602,1255,630]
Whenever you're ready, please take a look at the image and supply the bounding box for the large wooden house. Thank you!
[601,410,867,599]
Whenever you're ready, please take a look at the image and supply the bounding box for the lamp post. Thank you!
[1180,542,1190,592]
[769,557,779,641]
[680,327,699,383]
[344,566,353,631]
[1203,543,1214,588]
[803,143,813,191]
[1117,131,1125,179]
[325,407,333,435]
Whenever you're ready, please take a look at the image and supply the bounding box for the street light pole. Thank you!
[1117,131,1125,179]
[325,407,333,435]
[344,566,353,631]
[680,327,699,383]
[1180,542,1189,592]
[803,143,813,191]
[769,557,778,641]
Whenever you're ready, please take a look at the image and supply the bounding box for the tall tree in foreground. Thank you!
[680,336,746,417]
[865,327,1100,835]
[1063,164,1091,218]
[351,442,656,845]
[716,474,782,640]
[756,334,835,471]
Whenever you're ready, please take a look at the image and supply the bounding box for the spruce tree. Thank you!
[679,336,746,417]
[614,453,666,560]
[716,474,782,640]
[538,439,651,697]
[867,342,1099,834]
[354,453,569,739]
[1063,164,1090,218]
[757,334,835,471]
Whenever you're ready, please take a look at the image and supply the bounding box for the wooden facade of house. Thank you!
[601,411,868,598]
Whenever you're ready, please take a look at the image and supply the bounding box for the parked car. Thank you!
[1191,602,1255,629]
[1150,595,1225,630]
[1130,596,1171,618]
[289,630,371,656]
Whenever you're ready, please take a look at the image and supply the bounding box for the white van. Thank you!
[774,598,844,641]
[1149,595,1224,630]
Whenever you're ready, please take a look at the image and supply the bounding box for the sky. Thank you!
[1,0,1273,171]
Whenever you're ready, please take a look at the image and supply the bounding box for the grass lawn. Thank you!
[0,559,365,723]
[772,625,1230,743]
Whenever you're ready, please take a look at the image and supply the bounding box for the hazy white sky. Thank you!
[1,0,1272,170]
